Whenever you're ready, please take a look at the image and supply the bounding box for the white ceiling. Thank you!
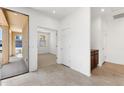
[91,7,124,16]
[91,7,124,12]
[111,7,124,12]
[31,7,80,19]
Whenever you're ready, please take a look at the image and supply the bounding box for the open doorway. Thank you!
[90,7,106,73]
[0,8,29,79]
[37,27,57,68]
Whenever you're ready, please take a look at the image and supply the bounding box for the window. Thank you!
[39,35,46,47]
[15,35,22,48]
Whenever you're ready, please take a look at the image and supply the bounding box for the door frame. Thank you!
[37,26,58,68]
[0,7,29,80]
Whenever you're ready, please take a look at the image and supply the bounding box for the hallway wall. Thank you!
[59,8,91,76]
[22,20,29,68]
[91,8,105,66]
[103,14,124,65]
[91,7,124,65]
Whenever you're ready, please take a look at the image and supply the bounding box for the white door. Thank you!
[61,28,71,67]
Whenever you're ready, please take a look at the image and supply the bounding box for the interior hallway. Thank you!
[1,62,124,86]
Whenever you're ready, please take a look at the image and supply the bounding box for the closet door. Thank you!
[61,28,71,67]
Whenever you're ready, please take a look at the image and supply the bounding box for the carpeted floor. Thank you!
[38,53,57,68]
[1,62,124,86]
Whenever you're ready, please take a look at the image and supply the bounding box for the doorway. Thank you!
[0,8,29,79]
[90,7,106,72]
[37,27,57,68]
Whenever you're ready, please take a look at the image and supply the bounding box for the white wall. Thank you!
[91,14,101,49]
[91,7,124,65]
[91,8,106,66]
[7,7,59,71]
[49,31,57,54]
[59,8,91,76]
[22,20,29,68]
[104,15,124,65]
